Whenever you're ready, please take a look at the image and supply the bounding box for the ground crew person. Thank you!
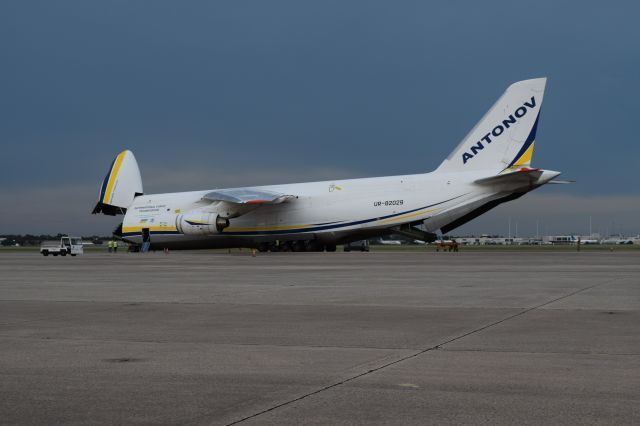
[112,240,118,253]
[107,240,113,253]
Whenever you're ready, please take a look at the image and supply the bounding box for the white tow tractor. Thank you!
[40,236,84,257]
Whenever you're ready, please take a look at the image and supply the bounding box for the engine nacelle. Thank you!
[176,212,230,235]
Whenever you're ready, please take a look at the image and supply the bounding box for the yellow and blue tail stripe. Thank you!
[99,151,127,205]
[505,112,540,170]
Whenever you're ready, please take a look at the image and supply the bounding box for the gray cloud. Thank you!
[2,178,638,237]
[0,165,364,235]
[142,165,367,194]
[1,1,639,235]
[0,184,121,236]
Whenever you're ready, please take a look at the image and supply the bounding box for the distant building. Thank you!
[446,234,639,246]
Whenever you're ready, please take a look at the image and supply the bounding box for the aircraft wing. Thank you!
[202,188,295,204]
[200,188,296,218]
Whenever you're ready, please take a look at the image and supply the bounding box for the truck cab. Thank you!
[40,236,84,256]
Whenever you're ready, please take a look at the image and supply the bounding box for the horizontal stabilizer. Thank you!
[474,168,563,194]
[474,168,544,186]
[546,180,575,184]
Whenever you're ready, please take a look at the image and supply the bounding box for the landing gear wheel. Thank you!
[42,251,49,256]
[306,241,324,252]
[325,244,337,252]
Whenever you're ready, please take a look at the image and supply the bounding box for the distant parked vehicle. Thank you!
[581,239,600,245]
[377,239,402,245]
[435,240,459,252]
[344,240,370,252]
[40,236,83,257]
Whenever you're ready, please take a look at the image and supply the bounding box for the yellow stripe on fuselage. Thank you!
[122,226,178,233]
[103,151,127,204]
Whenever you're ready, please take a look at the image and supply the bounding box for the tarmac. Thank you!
[0,250,638,425]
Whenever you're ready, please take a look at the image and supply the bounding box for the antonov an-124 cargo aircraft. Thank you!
[93,78,566,251]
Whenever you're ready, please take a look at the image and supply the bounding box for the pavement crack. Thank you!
[442,348,640,356]
[432,277,623,349]
[223,276,623,425]
[0,335,415,351]
[0,305,123,327]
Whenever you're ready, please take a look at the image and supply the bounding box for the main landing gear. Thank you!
[257,241,337,252]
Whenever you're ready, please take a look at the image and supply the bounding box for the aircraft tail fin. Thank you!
[436,78,546,174]
[92,150,143,215]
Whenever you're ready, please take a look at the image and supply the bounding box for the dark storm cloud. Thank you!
[1,1,639,234]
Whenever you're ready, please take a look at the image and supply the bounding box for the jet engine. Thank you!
[176,212,230,235]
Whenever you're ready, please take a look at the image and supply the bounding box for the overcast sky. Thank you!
[2,1,639,236]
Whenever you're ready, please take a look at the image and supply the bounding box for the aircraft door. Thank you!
[141,228,151,252]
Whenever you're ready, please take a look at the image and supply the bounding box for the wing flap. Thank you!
[200,188,296,218]
[202,188,295,205]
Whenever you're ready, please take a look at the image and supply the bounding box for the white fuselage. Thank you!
[97,79,558,250]
[120,169,552,249]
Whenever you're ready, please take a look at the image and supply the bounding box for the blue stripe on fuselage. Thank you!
[506,111,540,169]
